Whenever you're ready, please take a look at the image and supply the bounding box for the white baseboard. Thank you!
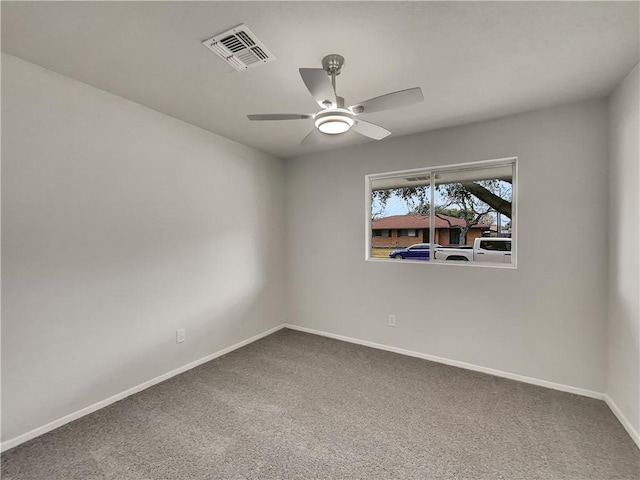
[604,394,640,449]
[1,324,287,453]
[283,324,604,400]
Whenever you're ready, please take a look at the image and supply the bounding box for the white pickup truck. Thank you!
[434,238,512,263]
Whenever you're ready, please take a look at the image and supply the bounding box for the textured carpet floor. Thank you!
[2,328,638,479]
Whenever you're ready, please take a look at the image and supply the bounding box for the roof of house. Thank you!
[372,214,490,230]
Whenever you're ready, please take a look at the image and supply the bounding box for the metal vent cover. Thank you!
[202,24,275,71]
[405,176,430,182]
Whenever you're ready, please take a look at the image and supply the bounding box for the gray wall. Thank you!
[286,99,609,393]
[1,54,286,442]
[608,64,640,436]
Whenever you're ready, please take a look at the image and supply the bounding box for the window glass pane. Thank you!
[432,163,513,265]
[370,182,433,260]
[368,159,515,266]
[479,240,511,251]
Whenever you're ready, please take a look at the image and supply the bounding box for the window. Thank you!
[372,229,391,238]
[366,158,516,267]
[478,240,511,251]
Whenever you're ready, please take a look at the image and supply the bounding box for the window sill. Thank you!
[366,257,517,269]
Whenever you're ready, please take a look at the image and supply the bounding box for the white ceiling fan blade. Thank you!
[299,68,337,108]
[301,128,365,145]
[248,114,313,121]
[348,87,423,115]
[300,129,325,145]
[353,120,391,140]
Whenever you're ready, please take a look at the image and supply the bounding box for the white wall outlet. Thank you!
[388,315,396,327]
[176,328,186,343]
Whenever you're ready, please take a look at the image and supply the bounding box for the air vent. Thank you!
[202,24,275,71]
[405,176,430,182]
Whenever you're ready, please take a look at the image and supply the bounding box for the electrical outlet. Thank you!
[388,315,396,327]
[176,328,186,343]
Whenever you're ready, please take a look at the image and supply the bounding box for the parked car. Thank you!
[389,243,442,260]
[434,238,512,263]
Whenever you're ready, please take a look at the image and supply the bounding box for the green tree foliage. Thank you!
[434,180,509,244]
[371,186,429,219]
[411,205,468,219]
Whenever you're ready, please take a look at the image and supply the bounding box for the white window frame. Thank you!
[365,157,518,268]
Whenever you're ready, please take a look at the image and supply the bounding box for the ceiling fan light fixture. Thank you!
[314,110,355,135]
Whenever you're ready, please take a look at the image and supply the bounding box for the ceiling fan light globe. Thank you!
[318,120,350,134]
[314,113,354,135]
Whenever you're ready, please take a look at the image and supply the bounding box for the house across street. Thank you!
[371,214,490,248]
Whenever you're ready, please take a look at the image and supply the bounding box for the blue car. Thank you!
[389,243,442,260]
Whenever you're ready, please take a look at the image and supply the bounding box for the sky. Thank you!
[373,195,410,216]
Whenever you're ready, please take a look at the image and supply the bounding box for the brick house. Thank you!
[371,214,490,247]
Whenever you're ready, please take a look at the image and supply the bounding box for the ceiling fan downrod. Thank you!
[322,53,344,108]
[322,54,345,98]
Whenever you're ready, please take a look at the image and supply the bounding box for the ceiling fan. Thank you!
[247,54,424,145]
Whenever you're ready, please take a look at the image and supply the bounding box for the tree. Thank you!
[435,179,511,244]
[373,182,512,220]
[411,205,485,220]
[371,186,429,219]
[372,179,511,245]
[460,182,511,217]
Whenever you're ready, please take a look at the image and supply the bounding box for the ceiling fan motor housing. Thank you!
[322,54,345,76]
[322,96,345,109]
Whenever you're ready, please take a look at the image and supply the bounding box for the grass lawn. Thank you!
[371,247,397,258]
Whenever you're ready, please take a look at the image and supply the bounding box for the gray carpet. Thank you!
[2,329,638,480]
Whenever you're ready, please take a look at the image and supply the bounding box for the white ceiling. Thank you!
[2,1,638,159]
